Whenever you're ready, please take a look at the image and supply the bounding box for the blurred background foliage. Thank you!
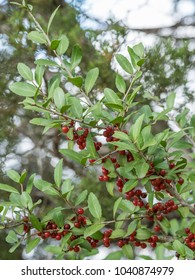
[0,0,195,259]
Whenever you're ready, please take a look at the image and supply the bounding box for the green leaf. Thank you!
[35,65,45,85]
[122,244,134,259]
[125,220,138,237]
[84,67,99,94]
[113,197,123,218]
[136,228,152,240]
[47,5,60,34]
[115,74,126,93]
[109,141,137,152]
[190,222,195,234]
[86,133,98,159]
[53,87,66,110]
[9,243,20,253]
[166,92,176,109]
[35,59,59,67]
[104,88,123,107]
[70,44,82,70]
[56,35,69,55]
[110,229,125,239]
[173,240,186,256]
[75,190,88,206]
[60,149,83,164]
[115,54,133,74]
[6,230,18,244]
[130,114,145,142]
[106,181,115,196]
[134,161,149,178]
[6,170,20,183]
[133,43,144,58]
[61,179,74,195]
[30,118,54,127]
[84,223,104,238]
[26,238,40,254]
[88,192,102,220]
[20,192,33,209]
[17,63,33,80]
[113,131,129,141]
[127,47,140,69]
[34,179,59,196]
[69,97,83,118]
[27,31,47,44]
[0,183,19,194]
[68,76,83,88]
[29,214,42,231]
[119,200,136,213]
[54,159,63,188]
[9,82,37,97]
[26,173,36,194]
[122,179,138,194]
[104,251,123,260]
[50,39,60,50]
[178,207,189,218]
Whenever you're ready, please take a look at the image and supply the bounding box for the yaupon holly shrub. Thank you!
[0,1,195,260]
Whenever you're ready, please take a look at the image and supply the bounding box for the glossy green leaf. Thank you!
[166,92,176,109]
[113,197,123,218]
[113,131,129,141]
[29,214,42,231]
[122,244,134,259]
[9,82,37,97]
[190,222,195,234]
[134,161,149,178]
[104,251,123,260]
[35,59,58,67]
[54,159,63,187]
[6,170,20,183]
[125,220,138,237]
[69,97,83,118]
[115,74,126,93]
[6,230,18,244]
[173,240,186,256]
[75,190,88,206]
[56,35,69,55]
[34,179,59,196]
[35,65,45,85]
[84,223,104,238]
[0,183,19,194]
[133,43,144,58]
[136,228,152,240]
[115,54,133,74]
[70,44,82,70]
[17,63,33,80]
[53,87,66,110]
[110,229,125,239]
[68,76,83,88]
[86,133,98,159]
[26,238,40,254]
[61,179,74,195]
[60,149,83,164]
[27,31,47,44]
[104,88,123,107]
[88,192,102,220]
[122,179,138,193]
[47,5,60,34]
[130,114,145,142]
[84,67,99,94]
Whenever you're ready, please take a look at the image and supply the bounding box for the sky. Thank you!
[80,0,195,28]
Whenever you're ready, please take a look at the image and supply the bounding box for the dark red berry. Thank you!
[62,126,69,133]
[77,208,84,215]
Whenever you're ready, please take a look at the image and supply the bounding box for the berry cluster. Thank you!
[149,162,184,192]
[145,200,178,223]
[184,228,195,250]
[125,188,147,207]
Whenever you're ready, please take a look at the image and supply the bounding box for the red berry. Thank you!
[77,208,84,215]
[64,224,71,230]
[160,169,166,176]
[117,240,124,248]
[185,228,190,234]
[141,243,147,249]
[154,225,161,232]
[51,223,57,229]
[150,242,157,248]
[74,222,81,228]
[62,126,69,133]
[178,178,184,185]
[74,246,80,252]
[55,234,62,241]
[44,232,50,238]
[169,162,175,169]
